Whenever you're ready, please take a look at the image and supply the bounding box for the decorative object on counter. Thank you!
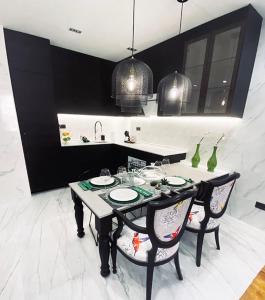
[80,136,90,143]
[111,0,153,113]
[94,121,103,141]
[191,144,201,168]
[61,130,71,144]
[207,134,224,172]
[124,130,135,143]
[156,0,191,116]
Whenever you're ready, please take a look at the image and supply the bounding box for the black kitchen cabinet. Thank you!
[136,5,262,117]
[51,46,123,116]
[4,29,65,193]
[180,5,262,117]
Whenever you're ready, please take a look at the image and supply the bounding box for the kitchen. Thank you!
[0,1,265,299]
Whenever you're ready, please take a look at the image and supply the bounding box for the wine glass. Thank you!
[154,161,162,167]
[162,158,170,175]
[100,168,111,191]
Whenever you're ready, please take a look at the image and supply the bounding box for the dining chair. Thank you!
[110,189,197,300]
[185,172,240,267]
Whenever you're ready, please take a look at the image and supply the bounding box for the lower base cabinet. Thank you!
[59,144,186,191]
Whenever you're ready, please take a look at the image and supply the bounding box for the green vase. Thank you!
[207,146,218,172]
[191,144,201,168]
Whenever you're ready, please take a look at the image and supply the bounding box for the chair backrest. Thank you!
[202,172,240,218]
[146,189,197,249]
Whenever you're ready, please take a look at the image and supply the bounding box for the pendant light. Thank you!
[157,0,191,116]
[111,0,153,113]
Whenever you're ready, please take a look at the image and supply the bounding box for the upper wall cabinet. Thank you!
[52,46,122,116]
[136,5,262,118]
[181,5,262,117]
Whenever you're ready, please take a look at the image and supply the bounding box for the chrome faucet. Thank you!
[94,121,102,141]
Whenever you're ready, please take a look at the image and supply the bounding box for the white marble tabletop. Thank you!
[69,162,228,219]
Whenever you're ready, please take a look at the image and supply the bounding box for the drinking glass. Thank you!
[162,158,170,175]
[117,166,127,183]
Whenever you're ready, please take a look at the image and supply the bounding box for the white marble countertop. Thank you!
[115,142,187,156]
[69,161,228,219]
[61,140,187,156]
[61,140,113,147]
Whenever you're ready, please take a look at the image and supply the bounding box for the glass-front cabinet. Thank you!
[181,25,243,115]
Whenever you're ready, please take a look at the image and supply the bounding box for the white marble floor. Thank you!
[1,187,265,300]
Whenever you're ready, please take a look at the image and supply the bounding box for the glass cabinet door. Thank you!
[182,38,207,114]
[204,26,241,114]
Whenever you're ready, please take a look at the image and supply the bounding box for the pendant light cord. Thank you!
[179,2,184,35]
[131,0,136,57]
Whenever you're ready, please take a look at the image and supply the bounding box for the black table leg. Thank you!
[95,216,113,277]
[71,189,85,238]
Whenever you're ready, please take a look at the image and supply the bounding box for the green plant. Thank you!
[161,178,169,185]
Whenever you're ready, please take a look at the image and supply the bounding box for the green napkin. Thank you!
[78,181,94,191]
[132,186,153,198]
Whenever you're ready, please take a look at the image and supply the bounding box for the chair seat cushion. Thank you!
[116,216,179,263]
[186,204,219,230]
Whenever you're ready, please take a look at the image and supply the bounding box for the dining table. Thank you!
[69,162,228,277]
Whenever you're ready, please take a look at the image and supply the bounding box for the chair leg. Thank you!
[214,227,220,250]
[174,250,183,280]
[111,240,117,274]
[196,231,205,267]
[146,252,156,300]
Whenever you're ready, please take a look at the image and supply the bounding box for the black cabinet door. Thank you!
[203,25,242,114]
[52,46,121,116]
[4,29,52,75]
[182,37,208,114]
[8,69,64,192]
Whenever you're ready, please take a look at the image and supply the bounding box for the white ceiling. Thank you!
[0,0,264,62]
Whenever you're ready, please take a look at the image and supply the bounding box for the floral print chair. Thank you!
[186,172,240,267]
[111,189,197,300]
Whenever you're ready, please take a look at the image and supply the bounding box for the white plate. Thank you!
[166,176,186,186]
[109,188,138,202]
[133,177,146,186]
[141,170,163,181]
[90,176,115,186]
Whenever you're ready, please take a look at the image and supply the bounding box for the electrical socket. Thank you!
[136,127,141,131]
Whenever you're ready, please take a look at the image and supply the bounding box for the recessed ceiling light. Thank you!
[69,27,82,34]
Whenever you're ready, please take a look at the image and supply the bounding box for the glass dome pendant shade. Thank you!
[157,71,191,115]
[157,0,191,116]
[111,0,153,113]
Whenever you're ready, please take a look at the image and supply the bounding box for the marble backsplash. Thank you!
[57,114,130,144]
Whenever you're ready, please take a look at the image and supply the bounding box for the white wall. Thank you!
[129,23,265,231]
[0,26,31,202]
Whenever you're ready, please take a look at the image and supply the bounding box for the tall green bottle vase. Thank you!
[207,146,218,172]
[191,144,201,168]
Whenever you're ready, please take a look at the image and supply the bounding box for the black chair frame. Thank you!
[111,189,197,300]
[186,172,240,267]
